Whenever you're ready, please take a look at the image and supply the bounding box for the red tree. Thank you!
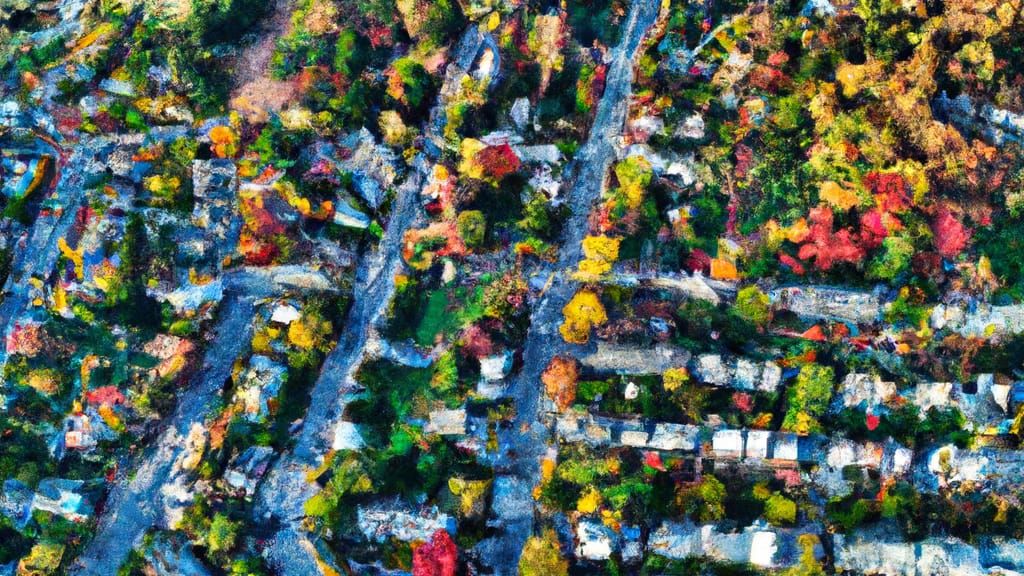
[795,206,865,271]
[475,144,521,182]
[413,530,458,576]
[932,205,971,259]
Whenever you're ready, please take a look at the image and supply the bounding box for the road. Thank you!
[474,0,664,572]
[253,26,487,576]
[68,263,339,575]
[0,134,84,377]
[254,155,428,575]
[70,293,257,575]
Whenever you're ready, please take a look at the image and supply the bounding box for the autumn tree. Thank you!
[412,529,458,576]
[457,210,486,250]
[542,355,580,411]
[518,529,568,576]
[559,289,607,344]
[574,234,620,281]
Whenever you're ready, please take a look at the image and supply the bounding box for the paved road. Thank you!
[254,155,428,574]
[71,293,258,576]
[474,1,664,572]
[0,135,84,376]
[67,263,338,575]
[253,26,487,576]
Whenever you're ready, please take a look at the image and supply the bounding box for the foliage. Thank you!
[559,289,608,344]
[782,364,834,435]
[457,210,486,250]
[542,355,580,411]
[677,475,727,523]
[518,529,568,576]
[763,493,797,526]
[412,529,457,576]
[734,285,770,326]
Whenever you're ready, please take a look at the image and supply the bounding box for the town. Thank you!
[3,0,1024,575]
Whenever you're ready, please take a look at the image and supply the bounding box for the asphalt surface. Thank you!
[474,1,664,572]
[71,293,258,576]
[253,27,485,576]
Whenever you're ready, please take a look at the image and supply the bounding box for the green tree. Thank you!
[457,210,486,250]
[735,285,770,326]
[764,493,797,525]
[782,364,834,435]
[207,513,240,558]
[677,475,727,523]
[868,236,914,282]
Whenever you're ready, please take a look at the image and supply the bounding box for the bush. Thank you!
[764,493,797,525]
[457,210,486,250]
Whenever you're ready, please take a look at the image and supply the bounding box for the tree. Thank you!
[574,235,620,281]
[782,364,834,435]
[933,205,971,259]
[457,210,486,250]
[868,236,914,281]
[542,355,580,411]
[412,529,457,576]
[519,529,568,576]
[206,513,240,558]
[677,474,727,523]
[764,493,797,525]
[735,285,770,326]
[559,289,607,344]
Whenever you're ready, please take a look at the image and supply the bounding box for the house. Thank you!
[224,446,274,495]
[768,286,882,325]
[151,278,224,314]
[914,382,954,415]
[746,430,771,460]
[576,520,616,561]
[357,500,455,543]
[647,423,700,452]
[833,373,897,412]
[479,351,512,382]
[426,409,467,436]
[697,355,730,386]
[269,303,301,325]
[331,421,365,451]
[712,429,744,459]
[770,433,800,462]
[63,413,97,452]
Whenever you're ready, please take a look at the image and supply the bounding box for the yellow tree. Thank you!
[519,529,568,576]
[574,234,621,281]
[559,289,607,344]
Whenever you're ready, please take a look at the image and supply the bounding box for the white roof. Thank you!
[749,531,777,567]
[270,303,301,324]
